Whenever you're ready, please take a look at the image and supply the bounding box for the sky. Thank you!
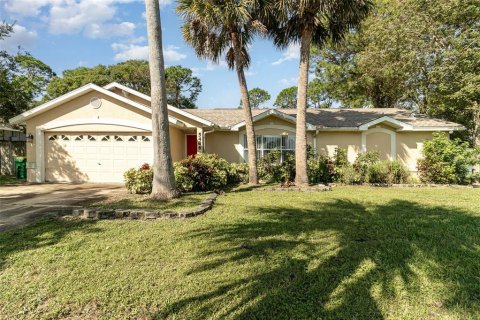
[0,0,303,109]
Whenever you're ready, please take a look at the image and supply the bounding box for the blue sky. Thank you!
[0,0,302,109]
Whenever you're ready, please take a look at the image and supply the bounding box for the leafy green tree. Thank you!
[165,65,201,109]
[45,65,111,100]
[240,87,271,109]
[263,0,372,186]
[312,0,480,144]
[45,61,202,108]
[178,0,264,184]
[274,86,297,109]
[109,60,150,95]
[307,78,332,108]
[0,22,55,123]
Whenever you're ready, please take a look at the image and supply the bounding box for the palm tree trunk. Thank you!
[473,102,480,147]
[145,0,179,199]
[295,28,312,187]
[231,32,258,185]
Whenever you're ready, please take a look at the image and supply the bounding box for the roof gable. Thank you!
[358,116,413,131]
[9,83,152,125]
[230,109,315,131]
[104,82,214,127]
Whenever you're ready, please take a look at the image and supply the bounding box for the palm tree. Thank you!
[177,0,262,185]
[265,0,372,186]
[145,0,179,199]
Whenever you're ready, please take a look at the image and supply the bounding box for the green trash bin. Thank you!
[15,157,27,179]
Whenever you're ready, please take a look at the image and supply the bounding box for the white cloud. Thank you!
[272,43,300,65]
[3,0,51,17]
[191,60,228,76]
[112,42,186,62]
[279,77,298,86]
[3,0,139,39]
[84,22,135,39]
[0,24,38,53]
[163,45,187,62]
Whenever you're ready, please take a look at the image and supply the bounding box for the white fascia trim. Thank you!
[9,83,153,125]
[358,116,413,131]
[39,117,183,131]
[10,83,96,124]
[230,109,315,131]
[397,126,466,132]
[104,82,214,127]
[317,127,360,131]
[104,82,151,101]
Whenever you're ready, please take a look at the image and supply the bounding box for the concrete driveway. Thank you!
[0,183,125,232]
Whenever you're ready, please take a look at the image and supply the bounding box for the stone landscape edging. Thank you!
[70,192,219,220]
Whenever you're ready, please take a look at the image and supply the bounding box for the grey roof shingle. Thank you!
[184,108,463,129]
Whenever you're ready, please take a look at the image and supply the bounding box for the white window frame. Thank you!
[243,134,295,162]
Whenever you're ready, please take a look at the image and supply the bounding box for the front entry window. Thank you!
[244,134,295,162]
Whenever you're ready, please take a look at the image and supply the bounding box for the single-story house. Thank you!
[9,82,464,183]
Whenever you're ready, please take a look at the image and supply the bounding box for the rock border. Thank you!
[365,183,478,188]
[69,192,219,220]
[250,185,333,192]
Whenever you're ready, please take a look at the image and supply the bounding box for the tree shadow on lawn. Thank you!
[159,198,480,319]
[0,219,102,271]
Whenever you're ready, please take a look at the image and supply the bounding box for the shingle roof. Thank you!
[184,108,463,129]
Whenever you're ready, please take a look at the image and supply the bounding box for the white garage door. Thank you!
[45,133,153,183]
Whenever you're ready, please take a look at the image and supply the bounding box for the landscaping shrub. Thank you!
[308,154,335,184]
[174,153,240,192]
[354,151,380,183]
[367,160,410,184]
[124,163,153,194]
[367,162,389,183]
[387,160,410,184]
[257,150,296,183]
[417,133,479,184]
[125,154,246,194]
[334,147,348,167]
[336,164,360,184]
[229,163,250,184]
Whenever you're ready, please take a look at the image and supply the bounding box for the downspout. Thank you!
[313,129,318,157]
[203,128,215,153]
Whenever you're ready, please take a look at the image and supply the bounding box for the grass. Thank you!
[0,186,479,319]
[88,192,211,212]
[0,175,26,185]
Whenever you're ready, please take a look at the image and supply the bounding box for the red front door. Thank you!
[186,135,197,157]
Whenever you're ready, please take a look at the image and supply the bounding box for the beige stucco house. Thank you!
[9,82,464,183]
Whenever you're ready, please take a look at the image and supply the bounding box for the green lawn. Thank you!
[89,192,211,212]
[0,187,479,319]
[0,175,26,185]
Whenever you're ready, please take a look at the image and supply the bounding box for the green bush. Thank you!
[174,153,240,192]
[367,160,410,184]
[229,163,250,184]
[124,154,246,194]
[367,162,389,183]
[417,133,478,184]
[387,160,410,184]
[336,165,361,184]
[354,151,380,183]
[334,148,348,167]
[308,154,335,184]
[257,150,296,183]
[124,163,153,194]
